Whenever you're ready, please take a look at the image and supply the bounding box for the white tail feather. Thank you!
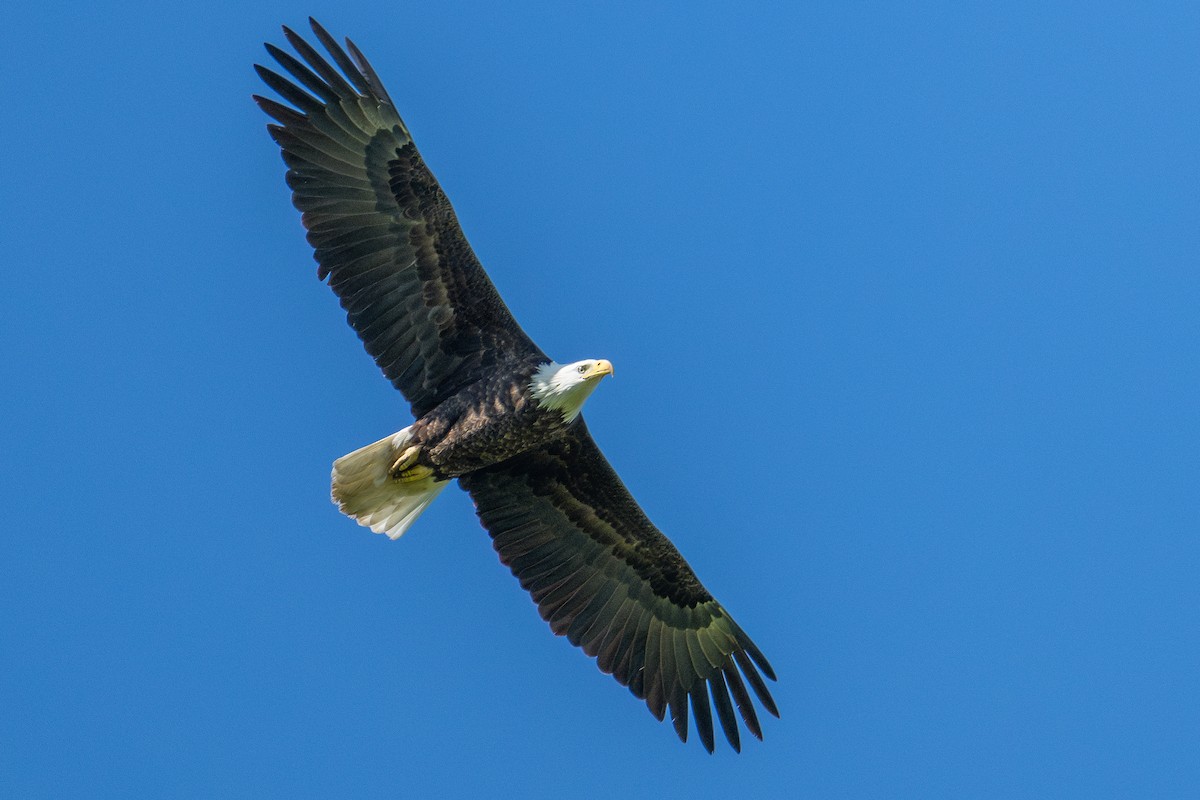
[330,426,447,539]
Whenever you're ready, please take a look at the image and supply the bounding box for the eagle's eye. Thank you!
[578,364,588,373]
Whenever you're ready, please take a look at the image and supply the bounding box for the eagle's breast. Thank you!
[417,363,573,478]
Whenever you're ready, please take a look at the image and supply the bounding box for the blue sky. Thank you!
[3,1,1199,797]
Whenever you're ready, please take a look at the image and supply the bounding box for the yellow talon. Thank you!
[389,445,424,480]
[393,464,435,483]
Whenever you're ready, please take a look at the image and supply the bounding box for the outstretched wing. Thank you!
[459,422,779,752]
[255,19,543,417]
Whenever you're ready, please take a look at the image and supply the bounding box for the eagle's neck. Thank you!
[529,361,598,423]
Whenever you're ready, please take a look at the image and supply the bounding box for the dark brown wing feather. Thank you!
[459,422,778,752]
[255,19,543,416]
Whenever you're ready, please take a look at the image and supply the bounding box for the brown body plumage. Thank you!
[407,358,573,479]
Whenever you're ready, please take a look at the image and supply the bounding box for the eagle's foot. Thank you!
[393,464,434,483]
[389,445,432,483]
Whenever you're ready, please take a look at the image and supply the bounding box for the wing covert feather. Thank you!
[257,19,542,416]
[460,422,777,751]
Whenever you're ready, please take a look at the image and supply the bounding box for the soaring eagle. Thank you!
[255,19,778,752]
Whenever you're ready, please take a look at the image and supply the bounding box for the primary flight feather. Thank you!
[255,18,778,752]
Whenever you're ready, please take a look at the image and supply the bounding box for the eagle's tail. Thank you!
[330,426,448,539]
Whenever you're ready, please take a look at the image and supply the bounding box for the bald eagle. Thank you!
[255,19,777,752]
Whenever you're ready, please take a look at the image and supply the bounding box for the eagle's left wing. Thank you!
[255,20,544,418]
[459,422,778,752]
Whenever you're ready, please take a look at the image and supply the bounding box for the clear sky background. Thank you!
[3,1,1198,797]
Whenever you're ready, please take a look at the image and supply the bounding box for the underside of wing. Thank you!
[459,422,778,752]
[255,19,543,416]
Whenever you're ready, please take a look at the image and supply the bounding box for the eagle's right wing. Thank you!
[460,421,779,752]
[255,19,543,417]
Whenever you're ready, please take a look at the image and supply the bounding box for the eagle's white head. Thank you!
[530,359,615,422]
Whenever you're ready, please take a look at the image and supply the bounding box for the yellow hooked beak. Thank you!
[590,359,614,379]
